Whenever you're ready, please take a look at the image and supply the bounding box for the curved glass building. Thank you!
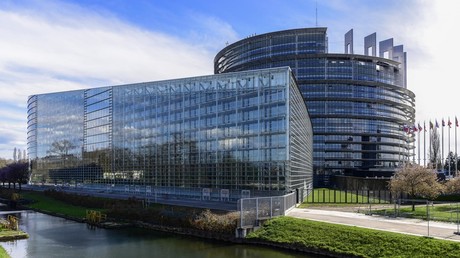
[214,28,415,183]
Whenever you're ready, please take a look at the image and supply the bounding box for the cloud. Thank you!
[0,1,223,158]
[304,0,457,123]
[186,12,239,52]
[315,0,460,159]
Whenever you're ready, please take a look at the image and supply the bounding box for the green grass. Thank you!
[0,229,29,258]
[372,203,460,223]
[300,188,390,207]
[0,246,9,258]
[21,192,106,219]
[247,216,460,258]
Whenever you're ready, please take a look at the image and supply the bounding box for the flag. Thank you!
[442,119,445,127]
[430,121,434,130]
[418,123,422,132]
[424,121,427,132]
[413,125,418,132]
[436,120,439,128]
[448,118,452,128]
[402,125,409,133]
[456,116,459,127]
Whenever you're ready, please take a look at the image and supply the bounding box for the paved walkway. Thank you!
[287,208,460,242]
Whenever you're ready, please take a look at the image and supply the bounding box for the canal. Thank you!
[1,211,313,258]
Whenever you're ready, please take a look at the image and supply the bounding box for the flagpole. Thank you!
[417,125,421,165]
[424,121,427,167]
[412,126,416,164]
[449,118,451,177]
[429,120,433,169]
[456,117,458,176]
[442,119,444,172]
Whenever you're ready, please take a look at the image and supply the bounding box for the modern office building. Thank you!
[215,28,415,184]
[27,67,313,200]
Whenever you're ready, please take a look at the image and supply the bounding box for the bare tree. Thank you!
[389,163,444,211]
[429,129,441,169]
[47,140,76,156]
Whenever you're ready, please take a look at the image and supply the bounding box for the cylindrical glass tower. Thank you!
[214,28,415,184]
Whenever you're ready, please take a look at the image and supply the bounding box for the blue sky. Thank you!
[0,0,459,159]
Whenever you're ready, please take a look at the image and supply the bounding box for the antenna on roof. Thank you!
[315,1,318,27]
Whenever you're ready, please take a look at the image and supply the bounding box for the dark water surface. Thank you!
[1,211,313,258]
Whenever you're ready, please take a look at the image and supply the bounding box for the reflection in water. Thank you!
[1,211,312,258]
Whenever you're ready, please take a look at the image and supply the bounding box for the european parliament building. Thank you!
[215,28,415,184]
[27,67,313,200]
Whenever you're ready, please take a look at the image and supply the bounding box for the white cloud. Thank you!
[0,1,227,158]
[318,1,459,125]
[324,0,460,161]
[186,12,239,52]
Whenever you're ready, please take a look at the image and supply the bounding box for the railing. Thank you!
[307,188,395,204]
[237,192,296,228]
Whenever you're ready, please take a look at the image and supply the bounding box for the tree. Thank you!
[7,162,29,190]
[47,140,77,167]
[429,129,441,169]
[0,162,29,190]
[444,152,458,177]
[0,158,9,168]
[47,140,76,156]
[0,165,9,187]
[389,163,444,211]
[445,176,460,195]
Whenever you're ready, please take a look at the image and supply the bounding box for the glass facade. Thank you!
[214,28,416,182]
[27,67,313,199]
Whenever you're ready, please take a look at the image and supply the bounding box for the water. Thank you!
[1,211,312,258]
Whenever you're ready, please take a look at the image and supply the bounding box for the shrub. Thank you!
[190,209,238,234]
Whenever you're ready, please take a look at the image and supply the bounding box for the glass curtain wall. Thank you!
[28,67,313,198]
[214,28,415,181]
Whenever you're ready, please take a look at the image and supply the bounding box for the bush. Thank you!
[190,209,238,234]
[28,190,238,235]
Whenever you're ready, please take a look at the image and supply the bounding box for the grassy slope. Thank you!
[247,216,460,258]
[0,228,28,258]
[0,246,8,258]
[21,192,105,219]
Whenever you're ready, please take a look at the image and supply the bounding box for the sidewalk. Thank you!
[287,208,460,242]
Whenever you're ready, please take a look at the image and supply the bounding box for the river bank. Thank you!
[14,190,327,256]
[0,228,28,242]
[12,189,460,257]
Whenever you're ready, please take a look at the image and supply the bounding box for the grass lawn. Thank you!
[0,229,29,258]
[371,203,460,223]
[300,188,390,207]
[0,246,9,258]
[21,192,106,219]
[247,216,460,258]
